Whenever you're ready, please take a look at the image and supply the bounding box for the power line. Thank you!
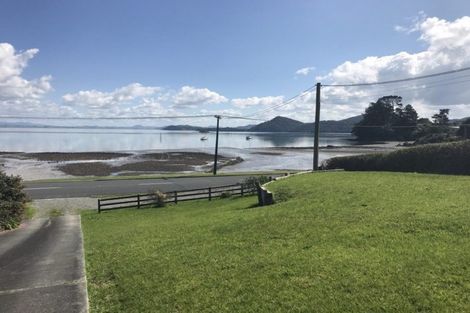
[247,66,470,119]
[0,114,264,121]
[322,76,470,104]
[0,114,213,120]
[246,85,316,118]
[218,115,264,121]
[322,66,470,87]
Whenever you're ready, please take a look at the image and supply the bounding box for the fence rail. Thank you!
[97,183,256,213]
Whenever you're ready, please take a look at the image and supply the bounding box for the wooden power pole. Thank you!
[213,115,221,175]
[313,83,321,170]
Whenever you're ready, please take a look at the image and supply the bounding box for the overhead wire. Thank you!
[3,67,470,123]
[322,66,470,87]
[246,85,317,118]
[0,114,264,121]
[247,66,470,119]
[323,76,470,104]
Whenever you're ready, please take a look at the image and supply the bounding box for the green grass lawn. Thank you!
[81,172,470,312]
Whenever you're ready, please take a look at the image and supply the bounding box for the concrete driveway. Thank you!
[0,215,88,313]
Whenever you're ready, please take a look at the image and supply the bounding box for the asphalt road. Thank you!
[0,216,88,313]
[24,175,266,199]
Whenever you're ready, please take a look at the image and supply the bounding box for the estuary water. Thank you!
[0,127,354,152]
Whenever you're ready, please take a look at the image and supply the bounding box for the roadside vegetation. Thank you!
[0,170,28,230]
[81,172,470,312]
[325,140,470,175]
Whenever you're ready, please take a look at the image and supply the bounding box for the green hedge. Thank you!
[0,171,28,230]
[324,140,470,175]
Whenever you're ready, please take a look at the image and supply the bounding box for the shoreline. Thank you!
[0,151,243,180]
[0,143,401,180]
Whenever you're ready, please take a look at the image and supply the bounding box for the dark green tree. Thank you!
[352,96,397,141]
[393,103,418,140]
[413,109,458,145]
[432,109,450,125]
[352,96,418,141]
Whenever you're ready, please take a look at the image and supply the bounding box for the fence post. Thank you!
[241,185,244,196]
[174,191,178,204]
[137,194,141,209]
[209,187,212,201]
[98,199,101,213]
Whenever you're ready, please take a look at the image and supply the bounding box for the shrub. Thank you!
[242,175,270,192]
[220,191,232,199]
[0,171,28,230]
[149,189,167,207]
[412,123,459,145]
[324,140,470,175]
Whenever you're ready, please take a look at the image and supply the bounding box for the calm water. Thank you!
[0,128,354,152]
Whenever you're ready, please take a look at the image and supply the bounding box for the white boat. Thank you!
[200,136,208,141]
[246,136,252,140]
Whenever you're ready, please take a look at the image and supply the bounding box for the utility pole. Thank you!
[313,82,321,170]
[213,115,221,175]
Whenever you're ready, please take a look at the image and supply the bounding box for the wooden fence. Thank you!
[97,184,256,213]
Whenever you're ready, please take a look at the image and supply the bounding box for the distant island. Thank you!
[163,115,362,133]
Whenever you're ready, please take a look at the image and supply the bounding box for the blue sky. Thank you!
[1,0,470,125]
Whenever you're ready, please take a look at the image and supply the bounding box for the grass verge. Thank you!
[24,203,36,220]
[81,172,470,312]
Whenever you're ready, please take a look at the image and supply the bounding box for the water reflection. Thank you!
[0,128,354,152]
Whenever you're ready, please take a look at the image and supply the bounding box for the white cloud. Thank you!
[231,96,284,108]
[0,43,52,104]
[394,11,427,34]
[62,83,160,109]
[295,66,315,76]
[172,86,227,108]
[315,15,470,120]
[121,98,179,117]
[60,84,230,123]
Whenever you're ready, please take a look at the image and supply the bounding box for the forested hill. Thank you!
[280,116,362,133]
[249,116,304,132]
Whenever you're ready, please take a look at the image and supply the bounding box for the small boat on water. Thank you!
[246,136,252,140]
[200,136,208,141]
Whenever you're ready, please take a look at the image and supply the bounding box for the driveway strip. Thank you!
[0,215,88,313]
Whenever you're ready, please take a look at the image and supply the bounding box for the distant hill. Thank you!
[0,115,362,133]
[163,125,202,131]
[163,124,255,132]
[0,121,164,130]
[295,115,362,133]
[163,115,362,133]
[0,121,51,128]
[250,116,304,132]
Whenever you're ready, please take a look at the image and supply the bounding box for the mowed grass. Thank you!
[81,172,470,313]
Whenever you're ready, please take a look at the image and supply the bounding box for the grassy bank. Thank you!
[81,172,470,312]
[325,140,470,174]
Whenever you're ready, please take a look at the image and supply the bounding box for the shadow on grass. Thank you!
[234,202,261,210]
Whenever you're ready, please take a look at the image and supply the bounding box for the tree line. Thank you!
[352,96,469,144]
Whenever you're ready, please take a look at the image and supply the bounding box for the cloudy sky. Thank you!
[1,0,470,126]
